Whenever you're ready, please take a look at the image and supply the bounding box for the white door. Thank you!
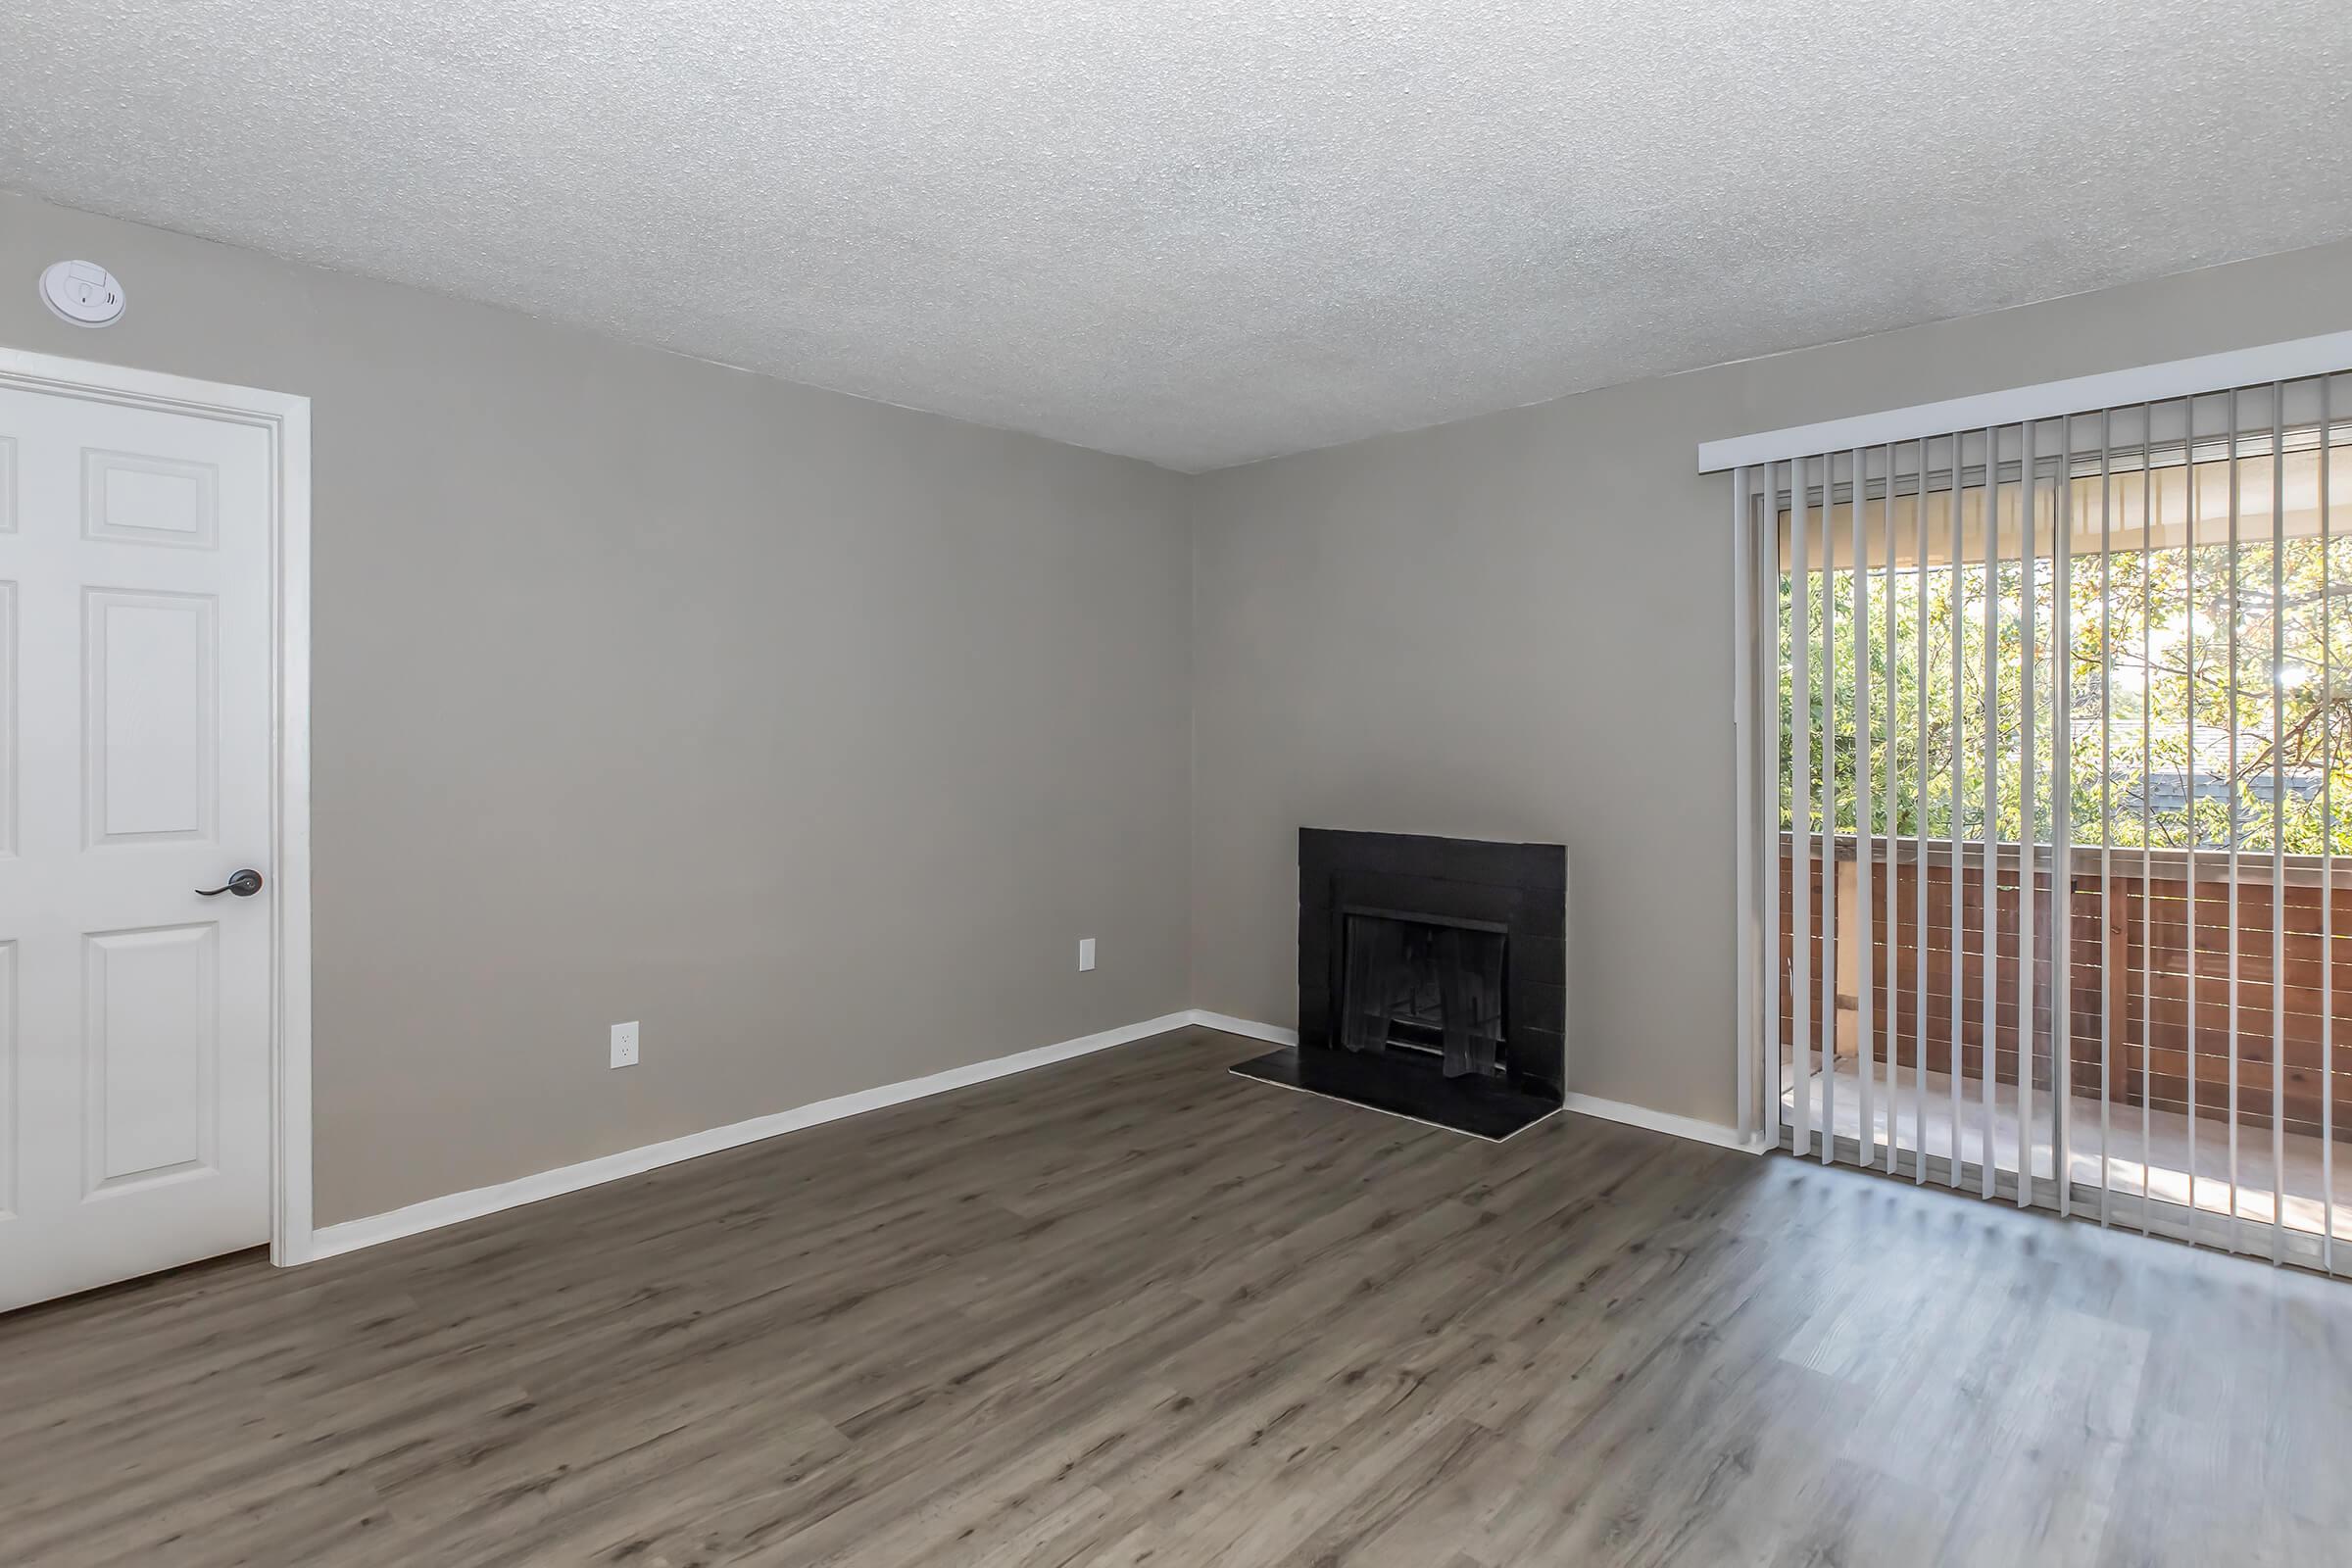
[0,380,275,1313]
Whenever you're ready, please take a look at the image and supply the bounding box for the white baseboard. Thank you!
[1562,1093,1761,1153]
[1185,1010,1758,1156]
[303,1009,1195,1263]
[1185,1009,1298,1047]
[304,1009,1755,1265]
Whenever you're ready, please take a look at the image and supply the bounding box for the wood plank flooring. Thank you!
[5,1024,2351,1566]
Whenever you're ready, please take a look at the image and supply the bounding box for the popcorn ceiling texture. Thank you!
[2,1,2348,471]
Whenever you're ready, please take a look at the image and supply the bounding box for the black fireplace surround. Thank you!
[1231,828,1565,1140]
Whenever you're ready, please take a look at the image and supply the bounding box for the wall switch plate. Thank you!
[611,1021,640,1068]
[1078,938,1096,972]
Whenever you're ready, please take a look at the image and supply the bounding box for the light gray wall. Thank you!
[0,189,1195,1225]
[8,187,2344,1218]
[1189,238,2352,1129]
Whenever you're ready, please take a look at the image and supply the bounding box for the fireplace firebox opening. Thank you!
[1339,911,1507,1080]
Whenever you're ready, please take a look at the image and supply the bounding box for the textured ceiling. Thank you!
[3,3,2349,471]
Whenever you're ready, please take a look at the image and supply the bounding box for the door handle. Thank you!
[196,869,265,898]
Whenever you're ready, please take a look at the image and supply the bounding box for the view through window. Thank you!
[1764,390,2352,1269]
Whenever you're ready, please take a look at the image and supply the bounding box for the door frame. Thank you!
[0,344,314,1267]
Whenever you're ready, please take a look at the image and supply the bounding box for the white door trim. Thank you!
[0,344,313,1267]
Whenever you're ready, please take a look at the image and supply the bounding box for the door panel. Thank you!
[84,589,218,846]
[0,942,15,1219]
[81,448,219,550]
[0,382,272,1313]
[0,581,15,857]
[83,923,218,1195]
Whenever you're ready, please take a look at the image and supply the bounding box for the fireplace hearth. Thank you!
[1231,828,1565,1140]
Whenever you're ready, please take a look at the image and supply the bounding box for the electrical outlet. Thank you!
[1078,938,1097,972]
[611,1021,640,1068]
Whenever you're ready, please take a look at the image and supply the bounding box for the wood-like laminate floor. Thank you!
[5,1025,2350,1567]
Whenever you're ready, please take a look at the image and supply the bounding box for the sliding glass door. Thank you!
[1739,374,2352,1271]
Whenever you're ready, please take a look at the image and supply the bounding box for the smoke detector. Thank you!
[39,260,125,327]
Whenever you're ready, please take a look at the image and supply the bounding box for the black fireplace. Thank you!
[1231,828,1565,1140]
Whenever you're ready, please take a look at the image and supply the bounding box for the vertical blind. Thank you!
[1721,350,2352,1274]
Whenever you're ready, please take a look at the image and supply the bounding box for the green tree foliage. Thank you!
[1778,529,2352,855]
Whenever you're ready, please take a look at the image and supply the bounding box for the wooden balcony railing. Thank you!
[1778,834,2352,1142]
